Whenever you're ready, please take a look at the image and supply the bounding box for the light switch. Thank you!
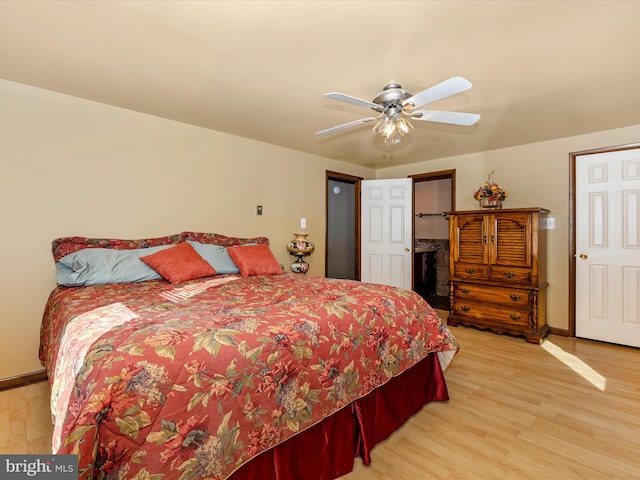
[546,217,555,229]
[257,205,263,215]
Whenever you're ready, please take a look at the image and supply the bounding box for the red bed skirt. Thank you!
[229,353,449,480]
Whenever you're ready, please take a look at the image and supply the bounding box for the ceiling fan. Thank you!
[316,77,480,145]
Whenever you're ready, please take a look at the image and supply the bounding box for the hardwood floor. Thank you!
[342,323,640,480]
[1,323,639,479]
[0,378,52,454]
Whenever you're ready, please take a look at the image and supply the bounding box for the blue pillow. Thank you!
[56,245,173,286]
[187,241,240,275]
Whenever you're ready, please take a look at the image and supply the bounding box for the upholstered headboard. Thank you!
[52,232,269,262]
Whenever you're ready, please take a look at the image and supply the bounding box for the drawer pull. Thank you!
[461,288,470,294]
[465,268,475,274]
[510,294,521,301]
[510,313,521,320]
[504,272,516,279]
[460,306,470,312]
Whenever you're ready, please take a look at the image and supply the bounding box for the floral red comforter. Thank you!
[40,274,459,480]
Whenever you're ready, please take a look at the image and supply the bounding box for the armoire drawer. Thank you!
[452,283,530,308]
[452,263,489,281]
[452,302,530,328]
[489,266,531,285]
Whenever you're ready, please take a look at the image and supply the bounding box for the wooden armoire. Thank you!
[447,208,549,343]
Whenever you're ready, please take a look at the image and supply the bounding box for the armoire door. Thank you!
[491,212,532,267]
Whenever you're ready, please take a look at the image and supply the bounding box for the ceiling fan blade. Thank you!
[316,117,377,136]
[411,110,480,126]
[324,92,382,111]
[402,77,472,109]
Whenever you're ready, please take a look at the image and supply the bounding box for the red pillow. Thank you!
[140,242,217,284]
[227,244,283,277]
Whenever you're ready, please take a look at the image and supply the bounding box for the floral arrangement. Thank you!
[473,170,508,202]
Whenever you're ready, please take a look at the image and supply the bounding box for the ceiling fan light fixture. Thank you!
[395,114,413,135]
[373,109,413,145]
[318,76,478,142]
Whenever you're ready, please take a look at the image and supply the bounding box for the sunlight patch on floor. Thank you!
[541,340,607,391]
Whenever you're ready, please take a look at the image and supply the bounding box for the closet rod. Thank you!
[415,212,448,218]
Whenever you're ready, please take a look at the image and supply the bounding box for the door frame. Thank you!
[568,141,640,337]
[409,168,457,211]
[325,170,363,280]
[409,169,456,293]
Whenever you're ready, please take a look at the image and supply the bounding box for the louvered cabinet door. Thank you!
[490,212,532,268]
[450,214,488,265]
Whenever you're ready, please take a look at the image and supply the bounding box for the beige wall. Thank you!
[0,80,374,378]
[3,78,640,379]
[377,124,640,334]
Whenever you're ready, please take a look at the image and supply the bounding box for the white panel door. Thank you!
[576,148,640,347]
[361,178,412,289]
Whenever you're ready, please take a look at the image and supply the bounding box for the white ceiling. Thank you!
[2,1,640,169]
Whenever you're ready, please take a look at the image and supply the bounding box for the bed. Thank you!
[39,232,459,480]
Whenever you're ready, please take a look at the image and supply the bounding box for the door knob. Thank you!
[579,253,588,259]
[405,248,410,252]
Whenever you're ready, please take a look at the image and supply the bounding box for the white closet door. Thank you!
[576,148,640,347]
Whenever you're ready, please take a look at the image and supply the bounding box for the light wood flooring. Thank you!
[1,321,639,479]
